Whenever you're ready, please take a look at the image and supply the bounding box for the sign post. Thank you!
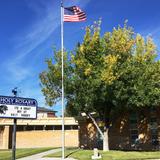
[0,95,37,160]
[12,118,17,160]
[12,88,17,160]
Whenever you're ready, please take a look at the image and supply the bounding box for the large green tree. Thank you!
[40,22,160,151]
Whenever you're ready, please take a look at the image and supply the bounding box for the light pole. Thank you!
[81,112,104,139]
[81,112,103,159]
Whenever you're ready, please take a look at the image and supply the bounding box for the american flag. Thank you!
[64,6,86,22]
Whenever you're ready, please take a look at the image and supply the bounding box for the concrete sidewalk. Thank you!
[17,148,76,160]
[39,158,76,160]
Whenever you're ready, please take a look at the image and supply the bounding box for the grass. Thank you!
[0,147,55,160]
[45,148,160,160]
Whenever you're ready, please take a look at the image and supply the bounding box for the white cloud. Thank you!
[4,0,91,83]
[4,1,59,82]
[2,0,91,110]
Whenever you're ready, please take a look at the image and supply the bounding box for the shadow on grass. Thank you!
[65,148,80,158]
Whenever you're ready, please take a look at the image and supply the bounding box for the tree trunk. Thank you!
[103,127,109,151]
[103,105,110,151]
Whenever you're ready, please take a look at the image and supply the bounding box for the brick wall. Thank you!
[16,130,79,148]
[79,108,160,151]
[0,126,9,149]
[0,117,79,149]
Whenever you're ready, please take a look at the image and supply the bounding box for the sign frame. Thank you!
[0,95,38,119]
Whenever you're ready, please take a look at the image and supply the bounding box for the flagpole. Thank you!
[61,0,65,159]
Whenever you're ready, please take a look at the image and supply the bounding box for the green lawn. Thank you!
[45,148,160,160]
[0,147,54,160]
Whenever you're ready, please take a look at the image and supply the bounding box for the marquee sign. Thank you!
[0,96,37,119]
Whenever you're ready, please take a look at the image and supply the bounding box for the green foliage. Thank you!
[39,21,160,123]
[40,50,71,106]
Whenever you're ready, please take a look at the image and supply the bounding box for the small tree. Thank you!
[40,21,160,151]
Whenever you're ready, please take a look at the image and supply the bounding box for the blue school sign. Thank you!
[0,96,37,119]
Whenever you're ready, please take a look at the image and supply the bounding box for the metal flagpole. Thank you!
[61,0,65,159]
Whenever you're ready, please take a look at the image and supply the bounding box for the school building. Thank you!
[0,107,160,150]
[0,107,79,149]
[79,107,160,151]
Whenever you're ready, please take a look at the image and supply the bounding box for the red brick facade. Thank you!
[79,108,160,150]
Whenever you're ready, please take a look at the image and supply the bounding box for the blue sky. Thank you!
[0,0,160,116]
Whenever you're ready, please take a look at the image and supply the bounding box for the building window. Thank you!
[26,125,34,131]
[45,126,54,130]
[65,125,72,130]
[72,125,78,130]
[149,110,159,147]
[17,125,24,131]
[130,129,138,135]
[17,125,36,131]
[54,125,62,130]
[130,113,139,144]
[35,125,44,130]
[16,125,78,131]
[64,125,78,130]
